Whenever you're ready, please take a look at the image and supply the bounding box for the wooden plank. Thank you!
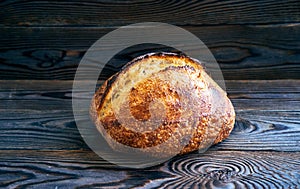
[0,150,299,188]
[1,24,300,80]
[1,0,300,26]
[0,80,299,187]
[0,80,299,152]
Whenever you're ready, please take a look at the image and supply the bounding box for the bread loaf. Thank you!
[90,52,235,157]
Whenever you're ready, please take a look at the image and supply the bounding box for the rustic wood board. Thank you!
[0,150,299,188]
[1,24,300,80]
[0,80,299,188]
[1,0,299,26]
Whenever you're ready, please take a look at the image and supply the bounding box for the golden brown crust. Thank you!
[90,52,235,157]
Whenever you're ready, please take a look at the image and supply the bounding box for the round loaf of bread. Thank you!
[90,52,235,158]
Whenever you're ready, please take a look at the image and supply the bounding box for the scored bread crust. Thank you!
[90,52,235,157]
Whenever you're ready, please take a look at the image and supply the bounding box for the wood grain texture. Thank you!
[1,0,299,187]
[1,0,300,26]
[1,24,300,80]
[0,150,299,188]
[0,80,299,188]
[0,80,299,152]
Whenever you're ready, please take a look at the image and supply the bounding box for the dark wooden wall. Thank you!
[1,0,300,188]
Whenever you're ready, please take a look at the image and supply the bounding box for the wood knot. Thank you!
[26,49,65,68]
[205,168,240,182]
[232,118,257,134]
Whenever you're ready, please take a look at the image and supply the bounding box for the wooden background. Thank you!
[1,0,300,188]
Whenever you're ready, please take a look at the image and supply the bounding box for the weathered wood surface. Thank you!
[0,80,299,188]
[1,24,300,80]
[0,80,299,151]
[1,0,299,26]
[0,150,299,188]
[1,0,300,188]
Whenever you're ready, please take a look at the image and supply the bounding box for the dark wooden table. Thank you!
[1,1,300,188]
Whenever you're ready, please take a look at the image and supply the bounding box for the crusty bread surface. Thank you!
[90,53,235,157]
